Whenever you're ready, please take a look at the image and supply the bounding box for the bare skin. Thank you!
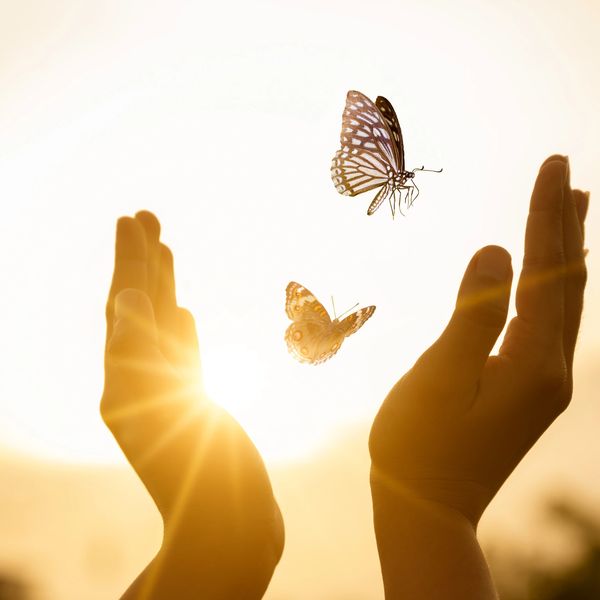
[369,155,589,599]
[101,212,284,599]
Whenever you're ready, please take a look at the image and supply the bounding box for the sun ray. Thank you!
[137,407,225,600]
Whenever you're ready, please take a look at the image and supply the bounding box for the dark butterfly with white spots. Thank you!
[331,90,442,217]
[284,281,375,365]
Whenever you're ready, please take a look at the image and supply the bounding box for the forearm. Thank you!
[119,539,277,600]
[110,403,283,598]
[371,476,498,600]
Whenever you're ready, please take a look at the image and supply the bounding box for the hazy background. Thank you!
[0,0,598,598]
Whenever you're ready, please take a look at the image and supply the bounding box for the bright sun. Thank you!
[201,343,322,464]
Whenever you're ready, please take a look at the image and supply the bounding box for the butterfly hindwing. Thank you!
[367,184,392,216]
[331,149,389,197]
[285,321,345,365]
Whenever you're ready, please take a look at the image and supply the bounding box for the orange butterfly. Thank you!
[284,281,376,365]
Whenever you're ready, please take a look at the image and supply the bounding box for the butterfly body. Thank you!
[284,282,375,365]
[331,90,440,217]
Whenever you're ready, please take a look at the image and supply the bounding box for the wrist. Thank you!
[370,468,498,600]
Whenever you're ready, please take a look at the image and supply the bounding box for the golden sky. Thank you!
[0,0,598,596]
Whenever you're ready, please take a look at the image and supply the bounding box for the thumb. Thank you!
[107,288,158,355]
[417,245,513,396]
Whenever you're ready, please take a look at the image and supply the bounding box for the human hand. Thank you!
[369,156,588,598]
[101,212,283,599]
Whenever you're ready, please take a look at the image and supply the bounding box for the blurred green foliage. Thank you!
[490,499,600,600]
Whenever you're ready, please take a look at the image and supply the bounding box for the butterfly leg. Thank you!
[410,181,420,207]
[396,187,408,216]
[388,188,396,219]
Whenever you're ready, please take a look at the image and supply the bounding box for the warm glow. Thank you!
[0,0,597,465]
[0,0,597,489]
[0,2,598,599]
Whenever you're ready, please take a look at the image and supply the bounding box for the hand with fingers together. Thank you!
[369,156,589,599]
[101,212,284,600]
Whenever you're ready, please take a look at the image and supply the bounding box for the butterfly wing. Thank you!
[339,305,376,337]
[339,91,400,169]
[285,321,346,365]
[375,96,405,172]
[285,281,331,323]
[331,90,400,198]
[367,184,391,216]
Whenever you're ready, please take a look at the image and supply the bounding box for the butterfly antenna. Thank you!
[337,302,360,320]
[331,296,337,320]
[413,165,443,173]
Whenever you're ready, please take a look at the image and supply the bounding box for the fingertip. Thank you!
[540,154,568,169]
[135,210,161,240]
[538,158,568,181]
[574,189,590,223]
[475,245,512,282]
[177,306,197,333]
[117,215,135,229]
[531,159,568,212]
[456,246,512,331]
[115,216,146,259]
[159,242,174,267]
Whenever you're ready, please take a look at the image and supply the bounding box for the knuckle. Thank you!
[529,357,570,405]
[457,299,508,330]
[475,302,509,329]
[522,250,566,270]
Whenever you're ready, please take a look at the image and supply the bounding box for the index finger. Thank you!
[514,157,568,347]
[105,217,148,343]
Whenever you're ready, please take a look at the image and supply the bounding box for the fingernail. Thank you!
[476,247,511,281]
[541,159,568,187]
[540,155,568,171]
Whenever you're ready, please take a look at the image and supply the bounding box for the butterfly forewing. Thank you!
[331,90,402,201]
[331,90,402,215]
[285,282,331,323]
[340,91,399,168]
[375,96,405,172]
